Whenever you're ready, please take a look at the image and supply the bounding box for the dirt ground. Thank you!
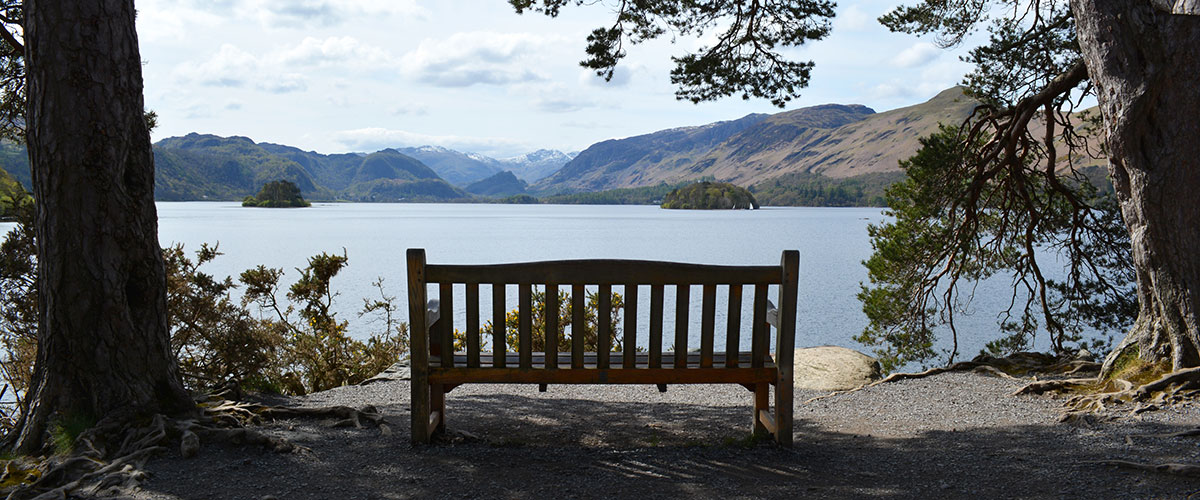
[121,372,1200,499]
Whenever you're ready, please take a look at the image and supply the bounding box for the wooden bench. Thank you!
[406,248,799,446]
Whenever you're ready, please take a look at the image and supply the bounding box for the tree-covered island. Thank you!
[660,181,759,210]
[242,180,311,208]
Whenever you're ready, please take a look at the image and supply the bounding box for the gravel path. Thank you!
[125,372,1200,499]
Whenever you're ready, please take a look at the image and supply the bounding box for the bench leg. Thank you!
[431,383,447,436]
[752,383,770,438]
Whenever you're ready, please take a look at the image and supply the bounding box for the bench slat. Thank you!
[545,283,559,369]
[572,284,585,369]
[622,283,637,369]
[429,365,776,386]
[493,283,506,368]
[519,283,532,369]
[466,283,480,368]
[440,283,454,368]
[598,284,612,369]
[675,284,690,369]
[427,260,781,285]
[649,284,664,369]
[436,351,771,368]
[726,284,742,368]
[752,284,768,369]
[701,284,716,368]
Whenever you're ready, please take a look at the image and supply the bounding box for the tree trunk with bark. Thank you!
[1072,0,1200,373]
[11,0,194,454]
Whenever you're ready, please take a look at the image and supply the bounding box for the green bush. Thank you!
[463,287,624,353]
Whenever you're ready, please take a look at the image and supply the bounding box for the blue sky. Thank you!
[137,0,978,158]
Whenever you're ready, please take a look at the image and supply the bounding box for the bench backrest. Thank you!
[407,248,799,374]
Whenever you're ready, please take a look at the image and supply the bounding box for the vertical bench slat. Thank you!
[674,283,690,369]
[519,283,532,369]
[572,283,586,369]
[598,284,612,369]
[493,283,506,368]
[466,283,480,368]
[440,283,454,368]
[545,283,559,369]
[725,284,743,368]
[622,283,638,369]
[407,249,430,444]
[751,283,768,368]
[775,250,800,447]
[700,284,716,369]
[649,284,664,369]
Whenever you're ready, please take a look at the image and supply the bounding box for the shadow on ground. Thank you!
[137,393,1200,499]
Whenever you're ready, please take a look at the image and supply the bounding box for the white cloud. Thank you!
[834,4,875,32]
[279,36,397,69]
[390,103,430,116]
[173,37,399,93]
[891,42,941,68]
[579,65,634,88]
[333,127,531,157]
[258,73,309,94]
[253,0,429,28]
[173,44,261,87]
[399,32,559,87]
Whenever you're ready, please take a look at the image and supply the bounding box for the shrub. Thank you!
[467,287,624,353]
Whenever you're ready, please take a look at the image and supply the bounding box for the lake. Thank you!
[2,202,1071,366]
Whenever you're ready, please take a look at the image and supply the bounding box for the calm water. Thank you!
[1,202,1068,364]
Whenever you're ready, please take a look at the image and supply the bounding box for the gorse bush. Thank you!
[240,252,409,394]
[460,287,624,353]
[0,198,36,427]
[0,213,410,415]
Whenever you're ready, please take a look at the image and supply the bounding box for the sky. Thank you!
[137,0,979,159]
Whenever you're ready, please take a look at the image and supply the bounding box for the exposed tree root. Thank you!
[801,352,1105,405]
[1087,460,1200,478]
[1015,366,1200,417]
[0,397,391,499]
[803,361,1018,404]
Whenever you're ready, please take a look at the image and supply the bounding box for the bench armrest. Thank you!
[425,298,440,328]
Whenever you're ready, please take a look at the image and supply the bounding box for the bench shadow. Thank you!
[136,394,1200,499]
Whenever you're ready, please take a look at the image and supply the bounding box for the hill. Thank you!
[465,171,528,197]
[533,87,980,195]
[534,113,770,193]
[0,163,25,218]
[154,133,467,201]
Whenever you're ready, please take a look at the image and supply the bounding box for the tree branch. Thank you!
[0,25,20,55]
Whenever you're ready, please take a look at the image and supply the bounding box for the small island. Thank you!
[242,180,311,208]
[660,181,759,210]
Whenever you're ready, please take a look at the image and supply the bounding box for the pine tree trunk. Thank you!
[1072,0,1200,373]
[11,0,193,453]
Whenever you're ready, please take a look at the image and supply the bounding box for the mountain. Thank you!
[397,146,577,186]
[534,113,771,193]
[533,88,979,194]
[396,146,502,187]
[465,171,528,197]
[153,133,466,201]
[496,150,578,183]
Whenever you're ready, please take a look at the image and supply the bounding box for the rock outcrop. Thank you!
[793,346,882,391]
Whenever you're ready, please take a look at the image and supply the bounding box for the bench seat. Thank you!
[430,351,776,385]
